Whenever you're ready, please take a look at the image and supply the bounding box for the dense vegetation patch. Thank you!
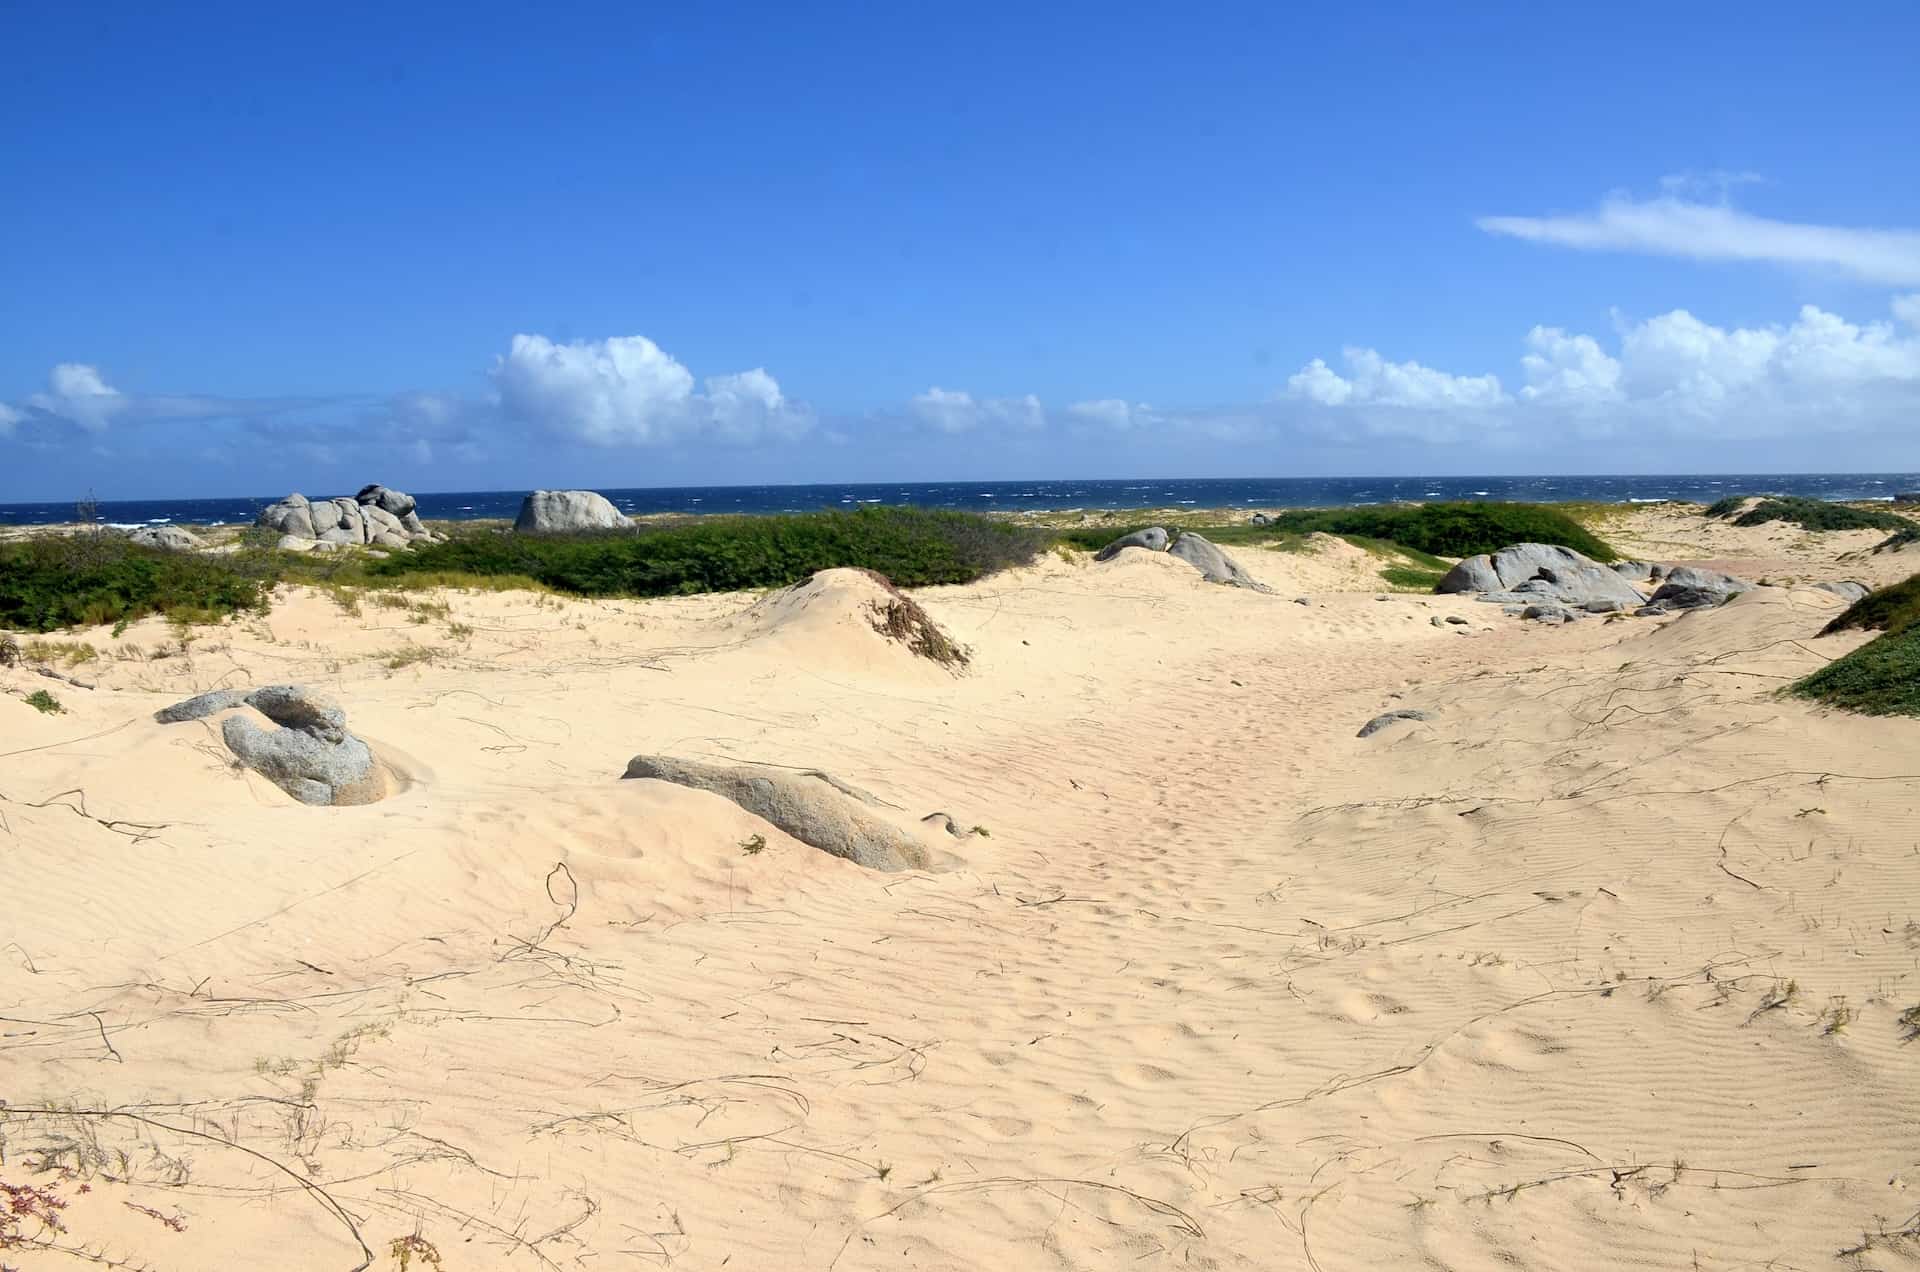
[1056,502,1612,562]
[1791,573,1920,717]
[0,534,270,632]
[1708,495,1911,533]
[372,506,1050,596]
[1873,525,1919,553]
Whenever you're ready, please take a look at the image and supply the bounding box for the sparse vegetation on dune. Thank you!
[1792,573,1920,716]
[0,534,271,632]
[1707,494,1912,533]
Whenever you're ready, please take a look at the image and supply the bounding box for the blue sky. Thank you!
[4,1,1919,500]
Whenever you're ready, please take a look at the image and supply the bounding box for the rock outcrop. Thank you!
[1645,565,1753,611]
[1167,533,1272,592]
[126,525,204,551]
[257,485,436,550]
[622,755,930,871]
[1439,544,1648,609]
[154,684,382,806]
[1813,580,1871,603]
[514,490,633,533]
[1093,527,1170,560]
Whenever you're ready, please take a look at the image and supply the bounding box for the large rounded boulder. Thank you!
[514,490,634,533]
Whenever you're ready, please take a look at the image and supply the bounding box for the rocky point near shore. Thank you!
[256,484,438,550]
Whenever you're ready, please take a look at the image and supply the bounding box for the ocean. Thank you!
[1,473,1915,528]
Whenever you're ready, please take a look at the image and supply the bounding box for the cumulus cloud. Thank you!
[491,334,812,445]
[0,402,20,438]
[26,363,129,432]
[1065,399,1164,431]
[909,387,1044,433]
[1285,349,1505,410]
[1478,192,1920,286]
[1285,298,1920,445]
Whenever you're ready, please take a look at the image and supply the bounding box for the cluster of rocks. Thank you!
[1093,527,1272,593]
[513,489,633,533]
[155,684,382,806]
[257,485,438,551]
[1435,543,1764,623]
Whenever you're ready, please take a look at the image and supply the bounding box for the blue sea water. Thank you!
[1,473,1915,528]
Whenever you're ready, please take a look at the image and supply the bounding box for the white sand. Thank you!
[2,521,1917,1269]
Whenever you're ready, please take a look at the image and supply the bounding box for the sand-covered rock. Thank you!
[1357,708,1433,737]
[154,683,381,805]
[1168,532,1272,592]
[1647,565,1753,610]
[514,489,633,533]
[1093,527,1169,560]
[622,754,930,870]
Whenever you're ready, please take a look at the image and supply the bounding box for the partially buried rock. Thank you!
[1167,533,1273,592]
[1813,580,1870,603]
[154,683,381,805]
[1439,544,1645,608]
[1358,708,1433,738]
[514,489,633,533]
[1522,603,1578,623]
[1646,565,1752,611]
[127,525,204,551]
[1093,527,1169,561]
[622,755,930,871]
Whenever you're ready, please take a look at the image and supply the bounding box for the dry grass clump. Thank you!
[854,569,971,668]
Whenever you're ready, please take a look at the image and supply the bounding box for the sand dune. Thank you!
[3,516,1918,1269]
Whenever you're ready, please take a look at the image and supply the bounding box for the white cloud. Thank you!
[1284,348,1506,410]
[1066,398,1162,431]
[1286,298,1920,445]
[27,362,128,432]
[491,333,810,445]
[0,402,19,438]
[1479,193,1920,286]
[909,387,1044,433]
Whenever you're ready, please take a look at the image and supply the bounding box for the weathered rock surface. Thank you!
[622,755,930,871]
[1357,708,1434,738]
[1522,603,1579,623]
[1646,565,1753,610]
[514,490,633,533]
[1093,527,1170,561]
[1439,543,1647,611]
[126,525,204,551]
[1610,560,1658,580]
[1813,580,1871,603]
[153,688,248,723]
[1167,533,1273,592]
[256,484,436,549]
[1437,555,1502,594]
[155,683,381,805]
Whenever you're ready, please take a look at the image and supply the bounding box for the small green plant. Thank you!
[378,646,440,670]
[971,825,991,837]
[445,621,475,640]
[21,639,98,666]
[24,689,63,715]
[1820,998,1854,1035]
[740,833,767,856]
[388,1233,444,1269]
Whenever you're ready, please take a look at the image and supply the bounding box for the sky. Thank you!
[4,1,1919,501]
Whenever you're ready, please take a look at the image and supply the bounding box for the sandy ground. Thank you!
[3,514,1919,1270]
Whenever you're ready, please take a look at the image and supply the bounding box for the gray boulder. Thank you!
[222,715,381,806]
[1357,708,1434,738]
[1167,533,1272,592]
[154,688,248,723]
[515,490,633,533]
[1646,565,1753,611]
[1522,603,1578,623]
[1248,513,1273,526]
[127,525,203,551]
[356,484,416,518]
[1488,544,1648,606]
[1813,580,1870,603]
[1610,560,1657,580]
[257,493,315,540]
[622,755,930,871]
[1437,555,1502,594]
[243,685,347,742]
[1093,526,1170,560]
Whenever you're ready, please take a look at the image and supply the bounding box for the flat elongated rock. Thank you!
[623,755,930,871]
[154,688,248,723]
[1093,527,1169,561]
[1358,708,1433,738]
[1813,580,1870,603]
[1522,603,1578,623]
[515,490,633,533]
[1167,533,1272,592]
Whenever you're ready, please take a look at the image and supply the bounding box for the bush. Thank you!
[1874,526,1919,553]
[1710,495,1911,533]
[0,534,271,632]
[1055,504,1610,562]
[1793,572,1920,717]
[372,507,1050,597]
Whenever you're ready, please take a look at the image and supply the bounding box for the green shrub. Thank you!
[1793,573,1920,717]
[0,534,271,632]
[1056,504,1610,562]
[1874,526,1919,553]
[372,507,1050,597]
[23,689,63,714]
[1710,495,1911,533]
